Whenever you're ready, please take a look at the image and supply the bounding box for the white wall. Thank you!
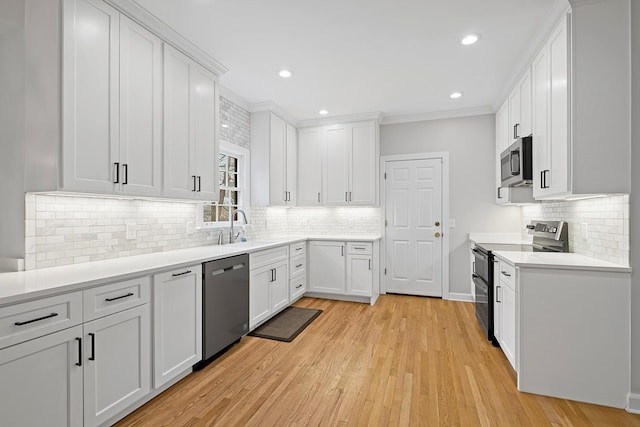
[380,114,522,295]
[630,0,640,404]
[0,0,25,259]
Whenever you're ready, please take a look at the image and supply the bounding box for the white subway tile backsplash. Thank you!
[521,195,629,265]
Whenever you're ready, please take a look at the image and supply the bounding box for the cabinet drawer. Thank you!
[0,292,83,350]
[83,276,150,321]
[347,242,372,255]
[497,260,515,289]
[290,274,306,300]
[290,254,306,278]
[250,246,289,270]
[290,242,306,257]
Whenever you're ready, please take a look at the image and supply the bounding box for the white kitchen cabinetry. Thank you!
[531,4,631,199]
[251,111,297,206]
[297,127,324,206]
[83,304,150,427]
[153,266,202,388]
[495,97,534,205]
[508,70,532,142]
[62,0,162,196]
[289,242,307,302]
[494,259,516,370]
[249,246,290,329]
[308,240,379,304]
[299,121,378,206]
[0,325,84,427]
[163,45,219,200]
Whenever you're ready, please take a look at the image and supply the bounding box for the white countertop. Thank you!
[493,251,631,273]
[0,235,381,306]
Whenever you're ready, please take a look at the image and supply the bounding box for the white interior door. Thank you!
[385,158,443,297]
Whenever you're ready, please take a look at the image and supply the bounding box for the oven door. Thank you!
[472,247,490,283]
[473,274,490,339]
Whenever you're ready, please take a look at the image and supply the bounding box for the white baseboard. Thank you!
[446,292,474,303]
[627,393,640,413]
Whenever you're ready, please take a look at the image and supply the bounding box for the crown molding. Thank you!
[381,106,494,125]
[219,86,251,111]
[249,101,299,125]
[493,0,570,109]
[105,0,229,76]
[296,112,383,128]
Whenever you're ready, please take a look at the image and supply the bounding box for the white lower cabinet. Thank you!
[83,304,150,426]
[308,241,346,294]
[346,254,372,297]
[152,266,202,388]
[494,259,516,370]
[0,325,84,427]
[249,246,289,330]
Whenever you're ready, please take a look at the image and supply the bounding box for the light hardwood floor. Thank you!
[116,295,640,426]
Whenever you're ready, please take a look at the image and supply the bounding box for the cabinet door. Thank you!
[308,241,346,294]
[508,84,521,142]
[346,254,372,297]
[349,122,376,205]
[83,305,150,427]
[163,45,194,198]
[62,0,119,193]
[495,101,511,204]
[532,45,550,199]
[0,325,83,427]
[191,64,219,201]
[119,16,162,196]
[519,70,532,138]
[500,283,516,370]
[153,267,202,388]
[250,266,272,329]
[493,271,502,343]
[547,16,570,197]
[297,128,323,205]
[270,262,290,313]
[269,113,287,206]
[324,125,349,205]
[285,123,297,205]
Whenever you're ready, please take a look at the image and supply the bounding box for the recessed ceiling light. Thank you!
[319,109,328,115]
[461,34,481,46]
[450,91,463,99]
[279,69,293,78]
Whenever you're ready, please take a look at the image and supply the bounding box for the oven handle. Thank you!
[472,248,488,260]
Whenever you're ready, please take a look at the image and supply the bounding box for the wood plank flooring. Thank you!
[116,295,640,426]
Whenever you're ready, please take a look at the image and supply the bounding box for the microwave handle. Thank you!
[510,150,520,176]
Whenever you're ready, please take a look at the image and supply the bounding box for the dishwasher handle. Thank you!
[210,263,246,277]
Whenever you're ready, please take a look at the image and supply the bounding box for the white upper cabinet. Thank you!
[299,120,378,207]
[163,45,219,200]
[251,111,296,206]
[531,3,631,199]
[297,127,324,206]
[62,0,163,196]
[508,69,532,142]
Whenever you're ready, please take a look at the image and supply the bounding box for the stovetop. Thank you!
[476,243,534,253]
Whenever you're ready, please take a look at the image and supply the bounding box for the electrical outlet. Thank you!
[187,221,195,235]
[126,223,136,240]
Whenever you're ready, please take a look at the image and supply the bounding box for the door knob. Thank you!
[435,221,440,226]
[435,232,441,238]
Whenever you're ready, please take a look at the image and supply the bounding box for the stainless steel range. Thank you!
[472,220,568,344]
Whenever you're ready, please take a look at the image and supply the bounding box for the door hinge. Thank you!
[384,172,387,179]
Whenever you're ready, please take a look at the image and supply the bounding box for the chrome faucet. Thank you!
[229,208,248,243]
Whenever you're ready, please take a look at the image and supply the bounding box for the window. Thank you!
[200,142,249,227]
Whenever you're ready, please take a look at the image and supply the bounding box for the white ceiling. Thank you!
[133,0,562,122]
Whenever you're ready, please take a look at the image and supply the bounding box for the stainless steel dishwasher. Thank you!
[196,254,249,369]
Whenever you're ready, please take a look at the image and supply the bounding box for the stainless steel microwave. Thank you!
[500,136,533,187]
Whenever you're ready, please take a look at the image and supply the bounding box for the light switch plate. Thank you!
[449,219,456,228]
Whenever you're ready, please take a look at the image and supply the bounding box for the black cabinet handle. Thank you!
[496,286,502,303]
[14,312,58,326]
[105,292,134,302]
[341,246,344,257]
[296,263,303,268]
[501,271,511,277]
[317,193,320,203]
[122,164,128,185]
[354,246,366,250]
[172,270,192,277]
[296,284,303,289]
[197,176,201,192]
[497,187,502,199]
[295,247,303,251]
[113,162,120,184]
[192,176,197,192]
[76,337,82,366]
[88,333,95,361]
[369,259,372,270]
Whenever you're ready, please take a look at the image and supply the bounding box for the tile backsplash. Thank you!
[24,194,381,270]
[521,195,629,265]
